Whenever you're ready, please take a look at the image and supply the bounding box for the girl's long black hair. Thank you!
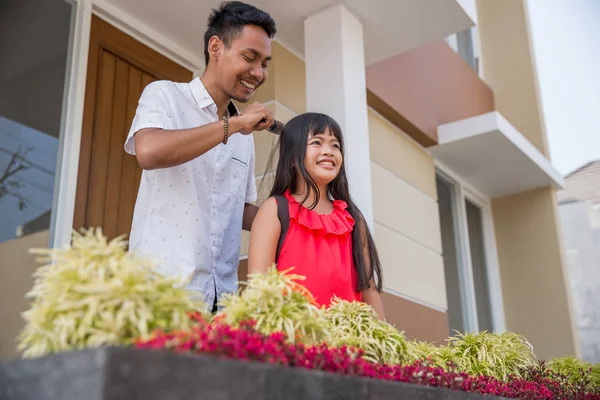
[264,112,382,292]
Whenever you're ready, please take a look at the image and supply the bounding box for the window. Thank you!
[437,175,466,333]
[456,29,476,72]
[0,0,74,243]
[436,169,504,334]
[445,27,480,75]
[465,199,494,332]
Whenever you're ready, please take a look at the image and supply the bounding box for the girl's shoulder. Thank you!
[254,197,279,223]
[257,195,289,220]
[260,196,279,209]
[264,194,289,210]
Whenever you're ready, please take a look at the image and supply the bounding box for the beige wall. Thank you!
[492,188,579,359]
[368,109,447,311]
[476,0,549,156]
[272,43,306,115]
[0,230,49,360]
[477,0,579,359]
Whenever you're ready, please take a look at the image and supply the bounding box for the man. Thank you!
[124,1,276,311]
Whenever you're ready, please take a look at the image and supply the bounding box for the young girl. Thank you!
[248,112,385,319]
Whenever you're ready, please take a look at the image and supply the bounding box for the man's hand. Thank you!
[231,102,274,135]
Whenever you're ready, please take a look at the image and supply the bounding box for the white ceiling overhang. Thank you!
[98,0,475,67]
[430,112,564,198]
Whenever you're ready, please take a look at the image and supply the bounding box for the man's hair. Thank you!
[204,1,277,66]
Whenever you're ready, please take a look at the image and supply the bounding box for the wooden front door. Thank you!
[74,16,192,240]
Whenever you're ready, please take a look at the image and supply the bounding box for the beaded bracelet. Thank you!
[222,114,229,144]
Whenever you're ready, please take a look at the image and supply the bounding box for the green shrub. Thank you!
[547,356,600,391]
[324,297,409,365]
[216,266,329,344]
[446,331,538,381]
[17,228,204,358]
[406,340,455,369]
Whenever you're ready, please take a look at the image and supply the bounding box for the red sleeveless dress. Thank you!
[276,190,362,308]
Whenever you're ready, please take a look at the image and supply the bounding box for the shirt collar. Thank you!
[189,77,239,116]
[227,100,240,117]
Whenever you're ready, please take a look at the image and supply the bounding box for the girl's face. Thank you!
[302,128,343,187]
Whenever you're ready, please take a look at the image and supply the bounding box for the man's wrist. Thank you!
[227,115,244,135]
[222,115,229,144]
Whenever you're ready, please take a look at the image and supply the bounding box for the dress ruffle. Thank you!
[285,191,355,235]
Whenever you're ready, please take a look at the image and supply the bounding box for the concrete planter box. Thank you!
[0,347,507,400]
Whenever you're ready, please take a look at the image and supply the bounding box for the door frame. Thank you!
[435,160,506,333]
[51,0,200,248]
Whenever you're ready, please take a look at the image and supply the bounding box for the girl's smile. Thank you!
[304,129,343,185]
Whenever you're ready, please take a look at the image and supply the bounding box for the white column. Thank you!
[304,4,374,231]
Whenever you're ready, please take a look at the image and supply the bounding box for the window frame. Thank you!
[436,161,506,333]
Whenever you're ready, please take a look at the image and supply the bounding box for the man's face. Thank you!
[216,25,271,103]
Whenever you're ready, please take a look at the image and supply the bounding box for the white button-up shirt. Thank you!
[124,77,256,307]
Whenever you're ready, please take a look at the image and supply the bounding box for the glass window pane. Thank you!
[465,199,494,332]
[436,175,465,334]
[0,0,73,243]
[456,28,476,72]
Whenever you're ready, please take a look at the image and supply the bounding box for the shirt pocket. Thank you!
[229,152,249,198]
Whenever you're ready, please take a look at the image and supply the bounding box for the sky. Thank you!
[527,0,600,176]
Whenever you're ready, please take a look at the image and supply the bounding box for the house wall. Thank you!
[368,109,449,342]
[0,230,49,359]
[476,0,548,156]
[492,188,578,359]
[477,0,579,360]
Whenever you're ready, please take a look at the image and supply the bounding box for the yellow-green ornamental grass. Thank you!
[548,356,600,391]
[13,227,539,381]
[404,331,537,382]
[324,297,409,365]
[407,340,454,368]
[444,331,538,381]
[217,266,329,344]
[17,228,206,358]
[15,228,599,391]
[216,267,410,366]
